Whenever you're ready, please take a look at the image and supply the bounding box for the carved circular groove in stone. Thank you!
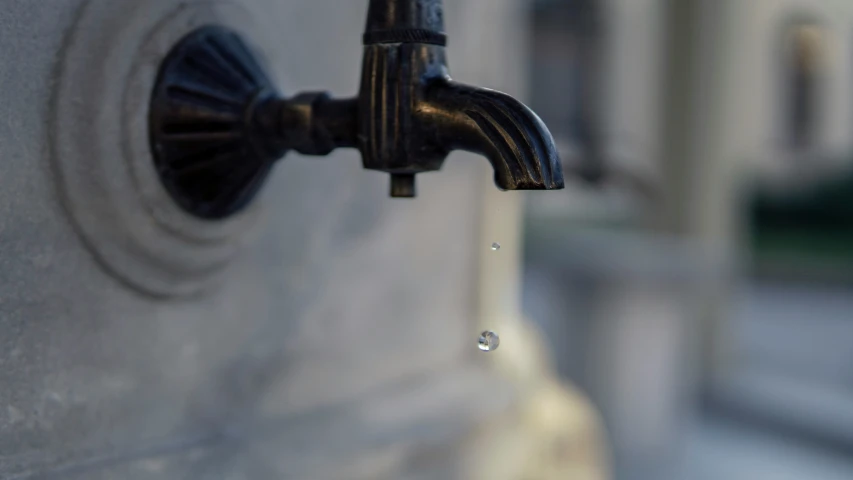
[52,0,277,297]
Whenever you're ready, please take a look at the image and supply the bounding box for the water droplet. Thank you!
[491,242,501,251]
[478,330,500,352]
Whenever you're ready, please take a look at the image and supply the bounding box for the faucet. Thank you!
[149,0,564,219]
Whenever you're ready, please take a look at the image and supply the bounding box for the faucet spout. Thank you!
[424,79,564,191]
[356,0,564,195]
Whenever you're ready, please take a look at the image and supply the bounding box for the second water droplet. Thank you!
[491,242,501,251]
[478,330,500,352]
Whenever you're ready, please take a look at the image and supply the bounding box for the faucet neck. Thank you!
[364,0,446,45]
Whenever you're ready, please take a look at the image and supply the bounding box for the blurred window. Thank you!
[710,20,853,454]
[782,22,825,150]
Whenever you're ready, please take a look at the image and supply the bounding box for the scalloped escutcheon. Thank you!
[149,26,283,220]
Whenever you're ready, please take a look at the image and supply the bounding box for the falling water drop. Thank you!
[478,330,500,352]
[491,242,501,251]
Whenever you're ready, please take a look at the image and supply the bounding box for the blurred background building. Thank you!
[520,0,853,479]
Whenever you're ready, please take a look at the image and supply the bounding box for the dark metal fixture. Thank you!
[149,0,564,219]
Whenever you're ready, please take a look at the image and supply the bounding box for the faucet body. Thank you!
[149,0,564,217]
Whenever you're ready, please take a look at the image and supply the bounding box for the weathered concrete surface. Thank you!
[0,0,608,478]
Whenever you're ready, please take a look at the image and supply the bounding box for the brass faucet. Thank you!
[149,0,564,219]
